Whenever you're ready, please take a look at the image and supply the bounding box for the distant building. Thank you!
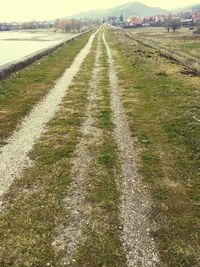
[0,23,13,31]
[127,16,143,27]
[181,19,194,27]
[0,21,54,31]
[107,16,118,26]
[192,11,200,20]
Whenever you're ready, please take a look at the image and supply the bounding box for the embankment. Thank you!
[125,31,200,75]
[0,30,93,80]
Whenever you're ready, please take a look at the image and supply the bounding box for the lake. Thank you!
[0,31,75,67]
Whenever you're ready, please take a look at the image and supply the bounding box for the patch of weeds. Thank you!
[98,140,117,168]
[138,133,152,145]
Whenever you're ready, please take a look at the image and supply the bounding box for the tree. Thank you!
[54,17,100,33]
[64,20,72,33]
[164,19,171,32]
[163,17,181,32]
[171,18,181,32]
[74,19,82,32]
[120,14,124,22]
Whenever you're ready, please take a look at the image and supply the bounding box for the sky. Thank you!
[0,0,200,22]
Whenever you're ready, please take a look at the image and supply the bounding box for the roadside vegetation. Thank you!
[108,28,200,266]
[0,33,98,266]
[0,31,92,145]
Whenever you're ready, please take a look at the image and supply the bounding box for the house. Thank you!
[181,19,194,27]
[127,16,143,27]
[192,11,200,20]
[154,14,166,23]
[0,23,11,31]
[107,16,118,26]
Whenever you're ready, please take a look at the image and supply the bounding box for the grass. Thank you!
[73,36,127,267]
[0,33,98,266]
[126,27,200,60]
[0,31,92,145]
[108,28,200,267]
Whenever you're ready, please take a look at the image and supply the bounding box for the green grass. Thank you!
[73,37,127,267]
[108,28,200,267]
[0,33,98,266]
[0,32,92,145]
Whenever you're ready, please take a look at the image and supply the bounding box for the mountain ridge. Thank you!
[68,1,169,19]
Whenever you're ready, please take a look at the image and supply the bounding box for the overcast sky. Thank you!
[0,0,199,22]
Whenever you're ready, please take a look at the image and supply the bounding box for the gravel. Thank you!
[52,33,102,265]
[103,30,160,267]
[0,29,99,206]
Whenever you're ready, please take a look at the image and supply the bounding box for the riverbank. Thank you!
[0,31,93,144]
[0,30,90,79]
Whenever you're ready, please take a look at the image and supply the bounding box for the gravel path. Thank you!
[53,33,102,265]
[0,29,99,204]
[103,31,160,267]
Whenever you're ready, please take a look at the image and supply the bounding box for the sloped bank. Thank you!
[0,29,93,80]
[125,31,200,75]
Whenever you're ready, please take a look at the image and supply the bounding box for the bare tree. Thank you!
[164,19,171,32]
[54,17,99,33]
[171,18,181,32]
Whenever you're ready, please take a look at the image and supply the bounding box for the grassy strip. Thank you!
[0,32,92,145]
[0,34,98,266]
[73,37,127,266]
[108,28,200,267]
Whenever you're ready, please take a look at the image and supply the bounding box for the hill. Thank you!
[176,3,200,12]
[69,2,169,19]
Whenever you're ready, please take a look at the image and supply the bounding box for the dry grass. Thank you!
[108,28,200,267]
[127,27,200,60]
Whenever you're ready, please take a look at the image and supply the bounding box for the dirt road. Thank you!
[0,27,161,266]
[0,29,99,202]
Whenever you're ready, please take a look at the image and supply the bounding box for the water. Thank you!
[0,31,75,67]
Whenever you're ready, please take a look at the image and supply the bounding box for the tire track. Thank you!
[52,33,102,266]
[103,30,160,266]
[0,29,99,204]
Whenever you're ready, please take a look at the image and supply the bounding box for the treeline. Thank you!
[55,18,101,33]
[163,18,200,32]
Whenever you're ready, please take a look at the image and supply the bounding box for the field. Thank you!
[0,26,199,266]
[126,27,200,60]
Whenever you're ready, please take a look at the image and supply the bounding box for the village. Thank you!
[0,21,55,31]
[1,8,200,32]
[106,9,200,30]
